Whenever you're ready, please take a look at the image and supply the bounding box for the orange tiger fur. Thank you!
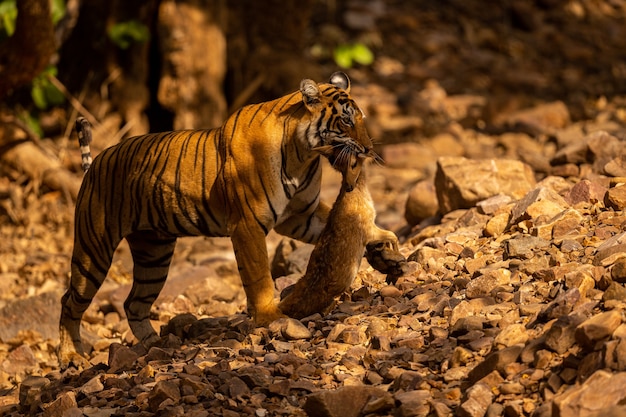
[58,72,381,368]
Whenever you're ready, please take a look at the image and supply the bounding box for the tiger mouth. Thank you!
[328,139,381,169]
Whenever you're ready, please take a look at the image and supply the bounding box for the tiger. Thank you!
[58,72,390,368]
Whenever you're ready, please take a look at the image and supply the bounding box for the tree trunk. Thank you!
[0,0,56,99]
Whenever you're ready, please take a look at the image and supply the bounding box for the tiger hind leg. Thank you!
[59,239,119,369]
[124,231,177,348]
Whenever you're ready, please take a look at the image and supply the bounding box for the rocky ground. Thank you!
[3,1,626,416]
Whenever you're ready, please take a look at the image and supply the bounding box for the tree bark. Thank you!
[0,0,56,99]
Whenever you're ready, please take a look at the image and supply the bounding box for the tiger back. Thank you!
[58,72,381,368]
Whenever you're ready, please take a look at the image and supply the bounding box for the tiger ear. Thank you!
[329,71,350,93]
[300,79,321,109]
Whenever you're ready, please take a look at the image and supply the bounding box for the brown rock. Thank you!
[544,315,585,354]
[476,194,513,215]
[575,310,622,349]
[565,179,608,205]
[18,376,50,415]
[508,186,570,227]
[304,386,391,417]
[394,390,431,417]
[1,344,37,375]
[42,391,78,417]
[457,383,494,417]
[605,185,626,210]
[465,268,511,299]
[552,370,626,417]
[500,101,570,134]
[405,179,439,225]
[149,380,181,412]
[604,155,626,177]
[435,156,535,214]
[108,343,141,373]
[467,345,523,384]
[612,258,626,283]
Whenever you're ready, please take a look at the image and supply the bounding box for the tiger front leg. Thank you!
[231,221,285,326]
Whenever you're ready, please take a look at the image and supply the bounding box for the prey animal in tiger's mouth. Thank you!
[315,139,382,192]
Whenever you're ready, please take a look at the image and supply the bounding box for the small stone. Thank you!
[148,380,181,412]
[404,180,439,226]
[605,185,626,210]
[1,344,38,375]
[80,375,104,395]
[603,282,626,302]
[575,310,622,349]
[108,343,139,373]
[18,376,50,415]
[282,318,312,340]
[304,386,391,417]
[552,370,626,417]
[457,383,494,417]
[544,315,585,354]
[394,390,431,417]
[477,194,513,215]
[494,324,529,349]
[42,391,78,417]
[611,258,626,283]
[484,212,510,237]
[565,179,607,205]
[467,345,523,384]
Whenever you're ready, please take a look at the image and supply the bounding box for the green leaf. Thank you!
[333,44,354,69]
[351,43,374,66]
[0,0,17,37]
[18,111,43,138]
[51,0,66,25]
[108,20,150,49]
[30,66,65,110]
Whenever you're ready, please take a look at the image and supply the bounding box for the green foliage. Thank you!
[50,0,66,25]
[333,43,374,69]
[0,0,17,38]
[108,20,150,49]
[31,66,65,110]
[0,0,65,39]
[18,110,43,138]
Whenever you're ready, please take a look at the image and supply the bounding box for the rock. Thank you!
[544,314,585,354]
[552,370,626,417]
[484,212,510,237]
[0,291,61,342]
[405,179,439,225]
[508,186,570,227]
[435,156,535,214]
[1,344,38,375]
[604,155,626,177]
[465,268,511,299]
[457,383,494,417]
[303,386,391,417]
[476,194,513,215]
[611,258,626,283]
[605,185,626,210]
[504,235,550,259]
[467,345,524,384]
[575,310,622,349]
[18,376,50,415]
[565,179,607,205]
[494,324,529,349]
[282,318,313,340]
[42,391,78,417]
[108,343,140,373]
[500,101,570,135]
[148,380,181,412]
[393,390,431,417]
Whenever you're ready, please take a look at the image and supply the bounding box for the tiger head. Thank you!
[300,72,378,191]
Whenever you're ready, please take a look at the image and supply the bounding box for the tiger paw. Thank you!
[58,351,91,371]
[254,306,287,327]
